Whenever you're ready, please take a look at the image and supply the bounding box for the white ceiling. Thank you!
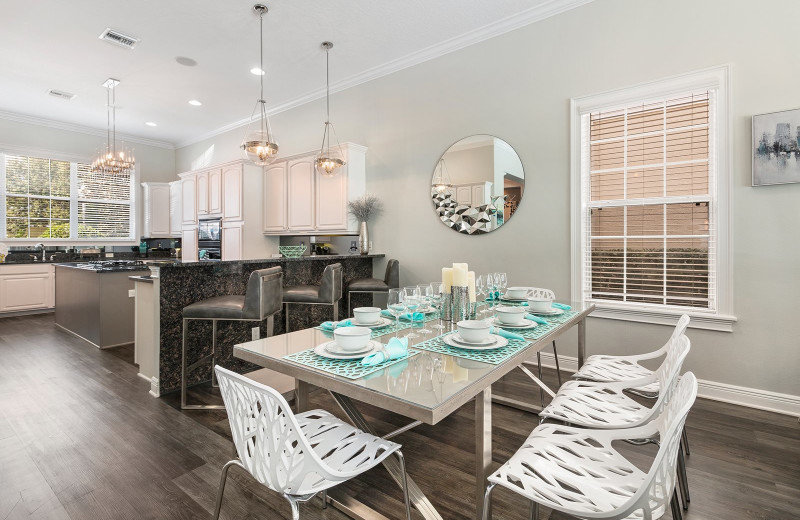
[0,0,591,148]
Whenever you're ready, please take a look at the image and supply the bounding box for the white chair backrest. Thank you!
[215,366,335,495]
[641,335,691,420]
[651,314,691,357]
[527,287,555,300]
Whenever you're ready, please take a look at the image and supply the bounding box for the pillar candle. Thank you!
[467,271,476,303]
[442,267,453,292]
[452,263,468,286]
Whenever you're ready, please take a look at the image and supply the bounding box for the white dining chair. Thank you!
[522,287,564,397]
[482,372,698,520]
[213,366,412,520]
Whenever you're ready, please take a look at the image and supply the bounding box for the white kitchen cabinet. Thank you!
[456,186,472,206]
[222,164,243,221]
[222,220,243,261]
[196,171,209,216]
[472,182,492,206]
[141,183,172,238]
[208,168,223,215]
[315,166,348,231]
[0,264,54,313]
[181,226,198,263]
[169,181,182,237]
[180,175,197,225]
[263,163,287,232]
[287,157,316,231]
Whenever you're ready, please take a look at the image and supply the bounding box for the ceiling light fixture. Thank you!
[432,158,452,193]
[250,67,265,75]
[314,41,345,177]
[92,78,135,175]
[145,121,157,127]
[188,99,203,106]
[240,4,278,166]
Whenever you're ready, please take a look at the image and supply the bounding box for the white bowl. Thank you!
[505,287,530,300]
[333,326,372,352]
[495,305,527,325]
[353,307,381,325]
[527,298,553,313]
[456,320,491,343]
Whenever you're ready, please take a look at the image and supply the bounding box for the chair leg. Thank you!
[552,340,562,387]
[396,451,412,520]
[266,315,274,338]
[347,292,351,318]
[213,460,238,520]
[321,489,327,509]
[211,320,218,388]
[284,494,301,520]
[678,439,691,507]
[529,500,539,520]
[682,426,691,456]
[537,352,544,408]
[285,303,290,333]
[332,301,338,322]
[670,487,682,520]
[480,483,496,520]
[181,319,189,409]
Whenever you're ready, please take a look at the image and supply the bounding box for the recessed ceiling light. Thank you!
[145,121,157,127]
[188,100,202,106]
[175,56,198,67]
[250,67,265,75]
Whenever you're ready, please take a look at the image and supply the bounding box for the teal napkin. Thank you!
[319,319,353,331]
[485,291,502,301]
[380,310,424,321]
[361,337,409,366]
[552,302,572,310]
[525,314,549,325]
[490,326,524,340]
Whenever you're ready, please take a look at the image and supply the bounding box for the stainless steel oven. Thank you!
[198,218,222,260]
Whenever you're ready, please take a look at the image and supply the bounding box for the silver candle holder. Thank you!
[441,292,452,322]
[451,285,469,322]
[468,301,478,320]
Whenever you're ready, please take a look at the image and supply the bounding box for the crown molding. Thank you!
[176,0,595,149]
[0,109,175,150]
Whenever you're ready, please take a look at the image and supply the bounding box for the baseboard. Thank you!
[149,377,160,398]
[525,352,800,418]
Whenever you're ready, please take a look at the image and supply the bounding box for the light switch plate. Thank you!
[105,252,114,258]
[251,327,260,340]
[128,289,135,298]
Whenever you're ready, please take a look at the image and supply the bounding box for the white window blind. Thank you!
[580,91,716,311]
[77,163,133,238]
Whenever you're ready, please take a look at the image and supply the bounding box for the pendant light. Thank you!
[314,41,345,177]
[241,4,278,166]
[92,78,135,175]
[432,158,452,193]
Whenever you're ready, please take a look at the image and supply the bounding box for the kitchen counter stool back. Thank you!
[283,263,343,332]
[181,266,283,410]
[346,259,399,316]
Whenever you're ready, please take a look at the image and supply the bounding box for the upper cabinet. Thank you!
[180,174,197,225]
[222,164,243,221]
[169,181,182,237]
[208,169,223,215]
[141,183,172,238]
[263,143,367,235]
[196,171,209,216]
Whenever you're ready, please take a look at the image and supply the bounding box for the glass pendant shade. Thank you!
[315,42,345,177]
[432,158,452,193]
[92,78,135,175]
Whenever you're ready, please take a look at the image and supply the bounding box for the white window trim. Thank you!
[0,144,138,245]
[570,65,735,332]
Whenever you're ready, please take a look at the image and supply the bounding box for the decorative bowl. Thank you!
[353,307,382,325]
[527,297,553,312]
[456,320,491,343]
[278,245,307,258]
[333,326,372,352]
[495,306,527,325]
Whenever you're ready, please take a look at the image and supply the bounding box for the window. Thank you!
[0,153,135,242]
[571,66,734,331]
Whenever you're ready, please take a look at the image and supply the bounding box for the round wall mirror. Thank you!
[431,135,524,234]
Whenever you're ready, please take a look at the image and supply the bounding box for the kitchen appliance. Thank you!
[198,218,222,260]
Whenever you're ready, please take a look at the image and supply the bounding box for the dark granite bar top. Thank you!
[2,251,173,265]
[53,262,150,273]
[166,253,384,268]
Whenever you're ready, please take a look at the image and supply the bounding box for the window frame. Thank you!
[570,65,735,332]
[0,146,137,245]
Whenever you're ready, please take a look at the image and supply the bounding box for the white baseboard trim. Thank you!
[524,352,800,417]
[149,377,160,398]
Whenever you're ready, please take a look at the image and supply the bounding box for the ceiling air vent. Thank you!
[98,28,140,49]
[47,89,77,100]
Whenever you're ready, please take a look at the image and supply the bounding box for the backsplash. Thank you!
[279,234,360,256]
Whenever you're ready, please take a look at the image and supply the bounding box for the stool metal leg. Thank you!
[332,301,338,322]
[347,291,351,318]
[181,318,189,409]
[285,303,290,333]
[181,317,225,411]
[266,315,274,338]
[211,320,218,388]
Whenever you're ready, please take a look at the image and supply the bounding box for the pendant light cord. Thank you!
[259,8,265,134]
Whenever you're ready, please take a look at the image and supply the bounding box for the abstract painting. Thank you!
[752,108,800,186]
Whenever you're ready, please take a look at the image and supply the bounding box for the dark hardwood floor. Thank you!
[1,313,798,519]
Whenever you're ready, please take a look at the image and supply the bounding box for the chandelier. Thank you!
[432,158,452,193]
[314,41,346,177]
[241,4,279,166]
[92,78,135,175]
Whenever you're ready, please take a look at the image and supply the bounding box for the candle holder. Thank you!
[468,301,478,320]
[451,285,469,322]
[441,292,452,322]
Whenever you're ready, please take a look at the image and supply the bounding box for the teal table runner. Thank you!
[284,347,421,380]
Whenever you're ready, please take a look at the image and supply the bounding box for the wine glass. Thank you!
[475,275,487,318]
[417,284,433,335]
[402,286,421,339]
[387,288,406,337]
[429,282,445,330]
[497,272,507,300]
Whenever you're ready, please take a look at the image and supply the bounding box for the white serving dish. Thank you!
[443,333,508,351]
[505,287,530,300]
[456,320,491,343]
[315,341,380,360]
[333,326,372,352]
[492,318,537,330]
[495,305,527,325]
[527,297,554,313]
[353,307,382,325]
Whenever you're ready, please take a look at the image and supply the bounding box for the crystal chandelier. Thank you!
[92,78,135,175]
[241,4,278,166]
[314,41,346,177]
[432,158,452,193]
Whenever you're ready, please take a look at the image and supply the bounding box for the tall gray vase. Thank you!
[359,221,369,255]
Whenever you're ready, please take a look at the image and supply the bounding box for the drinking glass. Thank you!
[497,272,507,299]
[417,285,433,335]
[429,282,445,330]
[475,275,487,318]
[402,286,421,339]
[387,288,406,337]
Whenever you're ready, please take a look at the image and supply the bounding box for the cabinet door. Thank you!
[222,221,243,261]
[287,158,315,231]
[181,176,197,225]
[472,185,486,207]
[456,186,472,206]
[196,171,209,216]
[169,181,182,236]
[222,164,243,221]
[0,274,51,312]
[208,169,223,215]
[149,184,171,236]
[315,167,348,231]
[181,227,198,263]
[263,163,287,232]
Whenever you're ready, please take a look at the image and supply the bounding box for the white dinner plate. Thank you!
[451,333,498,346]
[352,317,393,329]
[527,307,564,316]
[492,318,537,330]
[315,341,381,359]
[443,334,509,351]
[499,296,528,303]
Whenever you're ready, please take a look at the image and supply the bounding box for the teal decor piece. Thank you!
[284,347,420,380]
[413,332,531,365]
[279,245,307,258]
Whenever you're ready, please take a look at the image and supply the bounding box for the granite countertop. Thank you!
[129,275,154,283]
[53,262,150,273]
[167,253,384,268]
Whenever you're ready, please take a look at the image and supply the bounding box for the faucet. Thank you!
[34,243,45,262]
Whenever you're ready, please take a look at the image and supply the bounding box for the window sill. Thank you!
[588,304,737,332]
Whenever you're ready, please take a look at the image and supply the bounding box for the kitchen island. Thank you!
[136,254,384,396]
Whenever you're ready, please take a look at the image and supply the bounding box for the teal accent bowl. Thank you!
[279,245,307,258]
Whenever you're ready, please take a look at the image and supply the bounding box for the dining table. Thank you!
[233,301,595,520]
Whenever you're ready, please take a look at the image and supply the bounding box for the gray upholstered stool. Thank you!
[282,263,342,332]
[181,266,283,410]
[347,259,399,316]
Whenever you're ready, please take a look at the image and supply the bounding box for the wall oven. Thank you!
[198,218,222,260]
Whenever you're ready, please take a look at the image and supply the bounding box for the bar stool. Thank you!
[181,266,283,410]
[347,259,399,316]
[283,263,342,332]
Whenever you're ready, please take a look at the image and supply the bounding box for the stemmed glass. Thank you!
[387,288,406,338]
[475,275,487,319]
[429,282,445,330]
[402,286,421,339]
[417,285,433,335]
[497,272,507,300]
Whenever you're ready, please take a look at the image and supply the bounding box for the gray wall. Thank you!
[176,0,800,399]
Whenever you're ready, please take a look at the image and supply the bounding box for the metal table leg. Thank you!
[295,379,308,414]
[476,388,492,520]
[331,392,444,520]
[577,318,586,368]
